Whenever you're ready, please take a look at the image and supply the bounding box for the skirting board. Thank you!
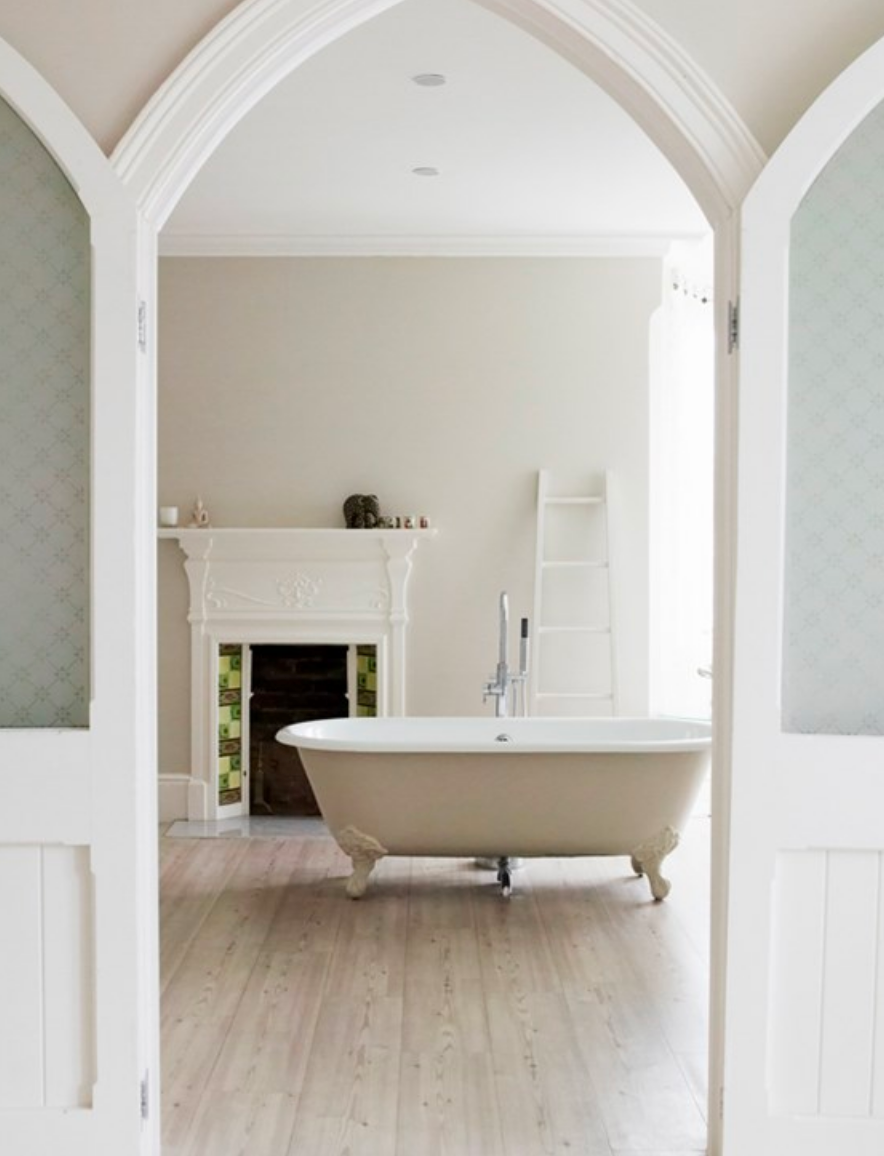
[158,774,208,822]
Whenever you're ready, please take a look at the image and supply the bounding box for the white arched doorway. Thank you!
[113,0,763,225]
[112,2,764,1152]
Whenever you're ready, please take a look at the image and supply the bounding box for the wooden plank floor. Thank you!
[160,819,710,1156]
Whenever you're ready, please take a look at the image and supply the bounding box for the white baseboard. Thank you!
[159,773,210,822]
[158,774,192,822]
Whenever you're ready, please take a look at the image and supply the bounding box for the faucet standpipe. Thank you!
[483,592,530,718]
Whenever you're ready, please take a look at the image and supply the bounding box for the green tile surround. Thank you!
[356,645,378,717]
[218,643,243,805]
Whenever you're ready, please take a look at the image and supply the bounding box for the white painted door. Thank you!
[0,45,157,1156]
[724,39,884,1156]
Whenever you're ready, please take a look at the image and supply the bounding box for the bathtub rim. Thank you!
[277,715,712,754]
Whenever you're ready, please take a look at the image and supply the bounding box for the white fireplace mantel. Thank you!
[160,526,436,819]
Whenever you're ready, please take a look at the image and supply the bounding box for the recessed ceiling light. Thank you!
[412,73,446,87]
[412,166,440,177]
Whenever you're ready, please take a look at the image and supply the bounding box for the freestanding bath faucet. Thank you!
[479,591,530,884]
[483,591,529,717]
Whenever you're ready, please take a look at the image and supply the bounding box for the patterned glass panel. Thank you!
[783,100,884,734]
[0,97,90,727]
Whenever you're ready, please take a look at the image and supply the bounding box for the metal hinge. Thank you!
[137,300,148,353]
[727,299,739,354]
[140,1072,149,1122]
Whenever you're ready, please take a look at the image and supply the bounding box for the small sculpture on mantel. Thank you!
[189,496,211,528]
[343,493,380,529]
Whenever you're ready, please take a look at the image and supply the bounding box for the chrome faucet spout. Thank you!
[483,591,529,718]
[498,591,509,668]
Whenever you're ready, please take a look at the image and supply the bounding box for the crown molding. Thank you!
[157,231,700,258]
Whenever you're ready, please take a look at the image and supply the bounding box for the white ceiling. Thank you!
[162,0,708,255]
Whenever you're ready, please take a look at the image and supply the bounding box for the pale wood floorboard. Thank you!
[160,820,710,1155]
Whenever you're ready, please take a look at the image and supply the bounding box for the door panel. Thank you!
[725,39,884,1156]
[0,845,95,1110]
[0,47,155,1156]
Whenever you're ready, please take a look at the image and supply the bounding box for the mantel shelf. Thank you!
[158,526,437,563]
[158,527,438,537]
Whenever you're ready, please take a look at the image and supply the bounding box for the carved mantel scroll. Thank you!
[159,527,435,819]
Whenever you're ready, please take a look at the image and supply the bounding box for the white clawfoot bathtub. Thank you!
[276,716,711,900]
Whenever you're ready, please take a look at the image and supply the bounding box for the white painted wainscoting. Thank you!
[159,527,435,820]
[768,849,884,1119]
[0,844,94,1110]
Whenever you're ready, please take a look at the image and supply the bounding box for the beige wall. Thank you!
[157,256,661,775]
[2,0,884,156]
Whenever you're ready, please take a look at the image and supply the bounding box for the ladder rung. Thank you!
[536,692,613,700]
[544,496,603,506]
[542,560,608,569]
[537,626,610,634]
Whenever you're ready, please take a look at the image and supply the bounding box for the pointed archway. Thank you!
[111,3,766,1151]
[113,0,762,227]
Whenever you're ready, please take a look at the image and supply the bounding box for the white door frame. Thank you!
[110,1,766,1151]
[725,35,884,1155]
[0,38,159,1156]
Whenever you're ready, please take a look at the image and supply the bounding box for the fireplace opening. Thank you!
[247,643,378,816]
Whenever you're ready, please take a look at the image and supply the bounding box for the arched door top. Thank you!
[111,0,765,227]
[744,33,884,219]
[0,37,127,212]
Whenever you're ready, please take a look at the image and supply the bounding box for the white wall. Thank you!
[157,256,661,779]
[2,0,884,156]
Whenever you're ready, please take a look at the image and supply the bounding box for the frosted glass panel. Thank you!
[0,98,90,727]
[783,100,884,734]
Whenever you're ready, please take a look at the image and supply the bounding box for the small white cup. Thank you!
[159,506,179,527]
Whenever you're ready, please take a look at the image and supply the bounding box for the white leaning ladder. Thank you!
[529,468,619,716]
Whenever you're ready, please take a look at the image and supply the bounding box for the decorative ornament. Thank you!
[343,494,381,528]
[189,496,210,528]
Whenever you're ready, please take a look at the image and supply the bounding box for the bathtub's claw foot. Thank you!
[497,857,513,898]
[631,826,680,901]
[335,825,388,899]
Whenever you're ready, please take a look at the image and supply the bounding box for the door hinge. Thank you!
[140,1071,149,1122]
[727,298,739,354]
[137,299,148,353]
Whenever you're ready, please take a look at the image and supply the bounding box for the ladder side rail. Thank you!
[529,469,550,714]
[603,468,619,715]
